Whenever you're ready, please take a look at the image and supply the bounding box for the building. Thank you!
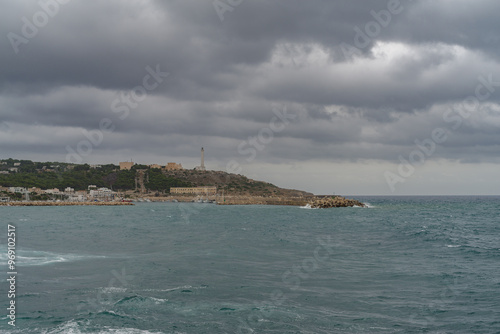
[13,162,21,167]
[74,190,88,201]
[68,194,87,202]
[120,161,135,170]
[165,162,183,170]
[89,187,115,201]
[8,167,18,173]
[0,171,9,174]
[29,187,43,194]
[44,188,60,194]
[64,187,75,193]
[170,186,217,195]
[149,164,162,169]
[9,187,27,193]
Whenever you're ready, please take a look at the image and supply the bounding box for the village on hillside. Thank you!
[0,148,218,203]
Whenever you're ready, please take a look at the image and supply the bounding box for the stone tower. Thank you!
[200,147,205,170]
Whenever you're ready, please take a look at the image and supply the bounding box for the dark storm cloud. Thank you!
[386,0,500,59]
[1,0,500,168]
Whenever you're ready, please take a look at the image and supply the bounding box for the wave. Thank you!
[139,284,208,293]
[299,204,318,209]
[0,249,105,266]
[98,287,127,294]
[38,320,165,334]
[299,203,374,209]
[114,295,168,306]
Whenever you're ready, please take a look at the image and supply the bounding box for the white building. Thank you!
[13,162,21,167]
[68,194,87,202]
[64,187,75,193]
[9,187,27,193]
[89,187,115,201]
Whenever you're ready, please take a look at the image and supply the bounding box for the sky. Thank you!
[1,0,500,195]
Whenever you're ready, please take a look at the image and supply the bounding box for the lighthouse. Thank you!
[200,147,206,171]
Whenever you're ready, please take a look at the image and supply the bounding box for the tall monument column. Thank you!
[201,147,205,170]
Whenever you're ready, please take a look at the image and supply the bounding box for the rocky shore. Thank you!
[0,196,365,208]
[140,195,365,208]
[0,201,134,206]
[308,196,366,208]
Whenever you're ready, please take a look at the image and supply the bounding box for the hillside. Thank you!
[0,159,313,197]
[162,169,313,197]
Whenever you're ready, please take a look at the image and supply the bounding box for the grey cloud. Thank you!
[1,0,500,192]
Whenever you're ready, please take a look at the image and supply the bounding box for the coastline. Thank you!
[0,196,365,208]
[0,201,134,206]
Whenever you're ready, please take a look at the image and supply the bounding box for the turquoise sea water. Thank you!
[1,196,499,333]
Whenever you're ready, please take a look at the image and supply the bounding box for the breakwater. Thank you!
[139,195,365,207]
[308,196,366,208]
[216,196,310,206]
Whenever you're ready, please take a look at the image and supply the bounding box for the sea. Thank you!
[0,196,499,334]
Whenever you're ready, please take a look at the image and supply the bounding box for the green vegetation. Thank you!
[0,159,189,192]
[114,170,135,190]
[145,168,191,192]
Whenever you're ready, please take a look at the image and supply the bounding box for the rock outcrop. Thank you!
[308,196,365,208]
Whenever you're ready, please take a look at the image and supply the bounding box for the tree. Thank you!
[103,172,118,190]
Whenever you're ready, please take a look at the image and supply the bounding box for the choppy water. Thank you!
[1,196,499,333]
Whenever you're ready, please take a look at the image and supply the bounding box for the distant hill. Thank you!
[0,159,313,197]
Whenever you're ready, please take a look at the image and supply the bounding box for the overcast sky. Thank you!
[1,0,500,195]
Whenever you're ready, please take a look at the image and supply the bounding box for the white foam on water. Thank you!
[99,287,127,293]
[159,285,193,292]
[42,320,81,334]
[42,320,166,334]
[446,244,461,248]
[0,249,105,266]
[149,297,168,304]
[299,204,318,209]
